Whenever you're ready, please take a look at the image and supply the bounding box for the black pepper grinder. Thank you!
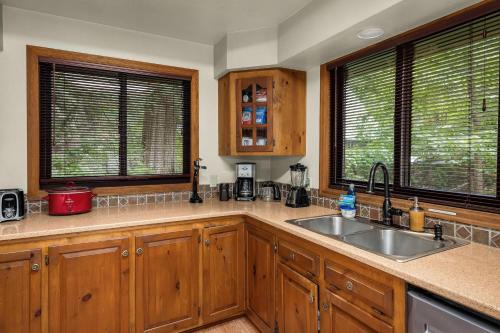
[190,158,206,203]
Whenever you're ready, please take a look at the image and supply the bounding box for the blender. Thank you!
[285,163,310,208]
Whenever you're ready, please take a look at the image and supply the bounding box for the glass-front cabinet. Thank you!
[236,77,273,152]
[218,68,306,157]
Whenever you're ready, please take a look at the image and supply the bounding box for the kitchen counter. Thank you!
[0,200,499,320]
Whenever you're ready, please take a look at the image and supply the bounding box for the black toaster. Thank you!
[0,189,25,222]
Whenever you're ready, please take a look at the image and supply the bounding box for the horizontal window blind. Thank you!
[39,61,191,188]
[328,8,500,210]
[336,49,396,184]
[407,12,500,198]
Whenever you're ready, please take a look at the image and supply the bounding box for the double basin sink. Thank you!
[286,215,466,262]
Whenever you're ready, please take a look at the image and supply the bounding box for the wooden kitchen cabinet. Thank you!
[0,249,42,333]
[219,68,306,156]
[135,229,200,333]
[48,238,130,333]
[202,223,245,323]
[246,225,276,333]
[276,262,318,333]
[320,288,393,333]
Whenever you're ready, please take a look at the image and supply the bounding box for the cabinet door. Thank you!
[246,225,276,333]
[320,289,393,333]
[276,262,318,333]
[202,223,245,323]
[236,76,274,152]
[48,238,130,333]
[136,229,200,333]
[0,249,42,333]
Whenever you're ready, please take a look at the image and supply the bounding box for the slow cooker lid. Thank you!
[47,183,91,193]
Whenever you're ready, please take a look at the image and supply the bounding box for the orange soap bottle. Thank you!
[409,197,425,232]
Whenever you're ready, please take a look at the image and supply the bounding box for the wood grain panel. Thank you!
[246,225,276,333]
[48,238,129,333]
[0,249,42,333]
[276,262,318,333]
[135,229,200,333]
[320,289,393,333]
[202,223,245,323]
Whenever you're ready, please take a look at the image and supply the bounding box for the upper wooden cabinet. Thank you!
[219,68,306,156]
[48,238,130,333]
[0,249,42,333]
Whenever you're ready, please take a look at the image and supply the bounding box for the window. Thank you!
[28,47,198,196]
[333,49,396,184]
[324,8,500,211]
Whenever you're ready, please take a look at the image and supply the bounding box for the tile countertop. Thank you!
[0,200,499,320]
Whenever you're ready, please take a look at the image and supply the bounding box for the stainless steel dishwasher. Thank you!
[408,290,500,333]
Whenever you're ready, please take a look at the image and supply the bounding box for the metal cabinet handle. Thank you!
[31,263,40,272]
[205,239,210,247]
[309,292,315,304]
[288,252,295,261]
[121,250,129,257]
[346,280,354,291]
[136,248,144,256]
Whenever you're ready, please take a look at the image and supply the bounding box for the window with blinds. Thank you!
[338,49,396,184]
[329,9,500,210]
[39,61,191,188]
[408,13,499,197]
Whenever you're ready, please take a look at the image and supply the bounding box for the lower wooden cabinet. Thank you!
[135,229,200,333]
[48,238,130,333]
[246,225,276,333]
[276,262,318,333]
[202,223,245,323]
[320,289,393,333]
[0,249,42,333]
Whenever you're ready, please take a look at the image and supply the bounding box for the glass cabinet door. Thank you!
[236,77,273,152]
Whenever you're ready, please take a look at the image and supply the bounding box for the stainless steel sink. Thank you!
[286,215,374,237]
[342,229,465,262]
[285,215,467,262]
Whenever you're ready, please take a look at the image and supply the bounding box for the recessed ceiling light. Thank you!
[357,27,385,40]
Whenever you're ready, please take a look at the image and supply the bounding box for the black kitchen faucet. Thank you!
[366,162,403,226]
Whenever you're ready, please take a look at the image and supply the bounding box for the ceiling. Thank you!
[0,0,313,44]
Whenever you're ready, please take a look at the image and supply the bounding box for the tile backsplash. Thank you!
[25,182,500,248]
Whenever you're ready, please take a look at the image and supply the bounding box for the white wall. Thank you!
[0,6,271,190]
[214,27,278,78]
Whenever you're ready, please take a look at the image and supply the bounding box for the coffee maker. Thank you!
[286,163,310,208]
[234,163,256,201]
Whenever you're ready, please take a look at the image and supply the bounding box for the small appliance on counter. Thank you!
[43,182,95,216]
[234,163,256,201]
[219,183,231,201]
[0,189,25,222]
[285,163,310,208]
[260,182,281,201]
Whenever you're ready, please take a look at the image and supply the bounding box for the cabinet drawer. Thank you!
[278,240,319,277]
[325,259,393,317]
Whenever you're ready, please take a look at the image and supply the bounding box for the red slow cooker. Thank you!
[43,182,96,216]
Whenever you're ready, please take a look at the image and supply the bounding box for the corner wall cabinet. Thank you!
[0,216,406,333]
[218,68,306,156]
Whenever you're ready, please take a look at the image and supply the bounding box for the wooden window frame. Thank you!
[27,45,199,199]
[319,1,500,229]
